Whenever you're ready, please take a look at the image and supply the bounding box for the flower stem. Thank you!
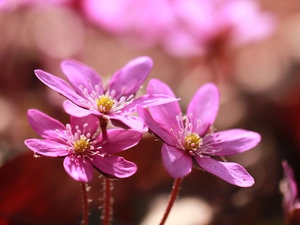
[80,182,89,225]
[102,177,113,225]
[159,178,183,225]
[99,116,109,141]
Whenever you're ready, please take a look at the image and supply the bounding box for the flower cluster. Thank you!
[25,56,260,185]
[25,56,261,224]
[25,56,178,182]
[82,0,276,57]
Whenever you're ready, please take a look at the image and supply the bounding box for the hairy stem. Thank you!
[81,182,89,225]
[99,116,109,141]
[159,178,183,225]
[102,178,113,225]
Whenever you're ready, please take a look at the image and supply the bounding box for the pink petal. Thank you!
[282,160,298,209]
[161,144,192,178]
[61,59,104,97]
[137,106,176,145]
[187,83,219,136]
[91,155,137,178]
[35,70,86,107]
[63,100,100,117]
[107,56,153,100]
[210,129,261,156]
[63,156,94,182]
[70,114,100,137]
[195,156,254,187]
[24,139,69,157]
[147,79,181,132]
[27,109,66,140]
[120,93,179,115]
[99,129,142,154]
[82,0,130,34]
[110,114,148,132]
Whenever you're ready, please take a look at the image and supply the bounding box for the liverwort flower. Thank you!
[137,79,261,187]
[34,57,178,131]
[24,109,142,182]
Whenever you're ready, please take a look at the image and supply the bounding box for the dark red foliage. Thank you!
[0,152,82,225]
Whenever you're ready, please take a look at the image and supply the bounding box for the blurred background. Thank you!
[0,0,300,224]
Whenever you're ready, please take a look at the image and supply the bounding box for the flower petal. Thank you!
[63,100,100,117]
[70,114,100,137]
[63,156,94,182]
[282,160,298,210]
[120,93,179,115]
[91,155,137,178]
[147,79,181,132]
[61,59,103,96]
[27,109,66,140]
[99,129,142,154]
[24,139,69,157]
[137,106,176,145]
[110,114,148,132]
[187,83,219,136]
[195,156,254,187]
[35,70,86,107]
[210,129,261,156]
[161,144,192,178]
[107,56,153,100]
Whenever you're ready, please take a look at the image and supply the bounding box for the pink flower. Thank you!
[34,57,177,131]
[24,109,142,182]
[137,79,261,187]
[281,161,300,215]
[82,0,275,58]
[82,0,174,48]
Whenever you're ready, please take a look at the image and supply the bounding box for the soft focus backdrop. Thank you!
[0,0,300,224]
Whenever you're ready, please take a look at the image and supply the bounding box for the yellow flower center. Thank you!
[184,133,202,151]
[73,136,90,153]
[96,95,114,113]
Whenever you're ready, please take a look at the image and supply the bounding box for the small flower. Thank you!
[281,160,300,223]
[34,57,178,131]
[137,79,261,187]
[24,109,142,182]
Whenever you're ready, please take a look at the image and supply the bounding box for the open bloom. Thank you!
[137,79,261,187]
[24,109,142,182]
[34,57,177,131]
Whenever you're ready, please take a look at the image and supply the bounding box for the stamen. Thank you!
[96,95,114,113]
[73,135,91,153]
[184,133,202,151]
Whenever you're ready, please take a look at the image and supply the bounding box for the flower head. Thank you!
[34,57,178,131]
[24,109,142,182]
[137,79,261,187]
